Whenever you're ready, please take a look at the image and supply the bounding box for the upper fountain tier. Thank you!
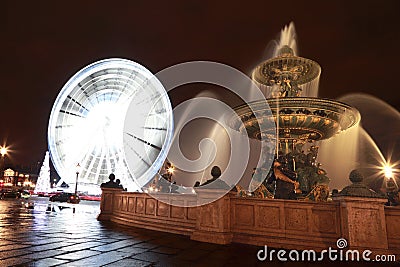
[252,45,321,98]
[231,24,360,147]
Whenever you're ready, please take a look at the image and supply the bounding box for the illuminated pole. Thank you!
[166,164,174,182]
[384,165,394,180]
[74,163,80,195]
[0,147,7,178]
[383,163,398,206]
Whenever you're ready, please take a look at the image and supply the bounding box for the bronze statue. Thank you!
[386,178,399,206]
[273,160,300,199]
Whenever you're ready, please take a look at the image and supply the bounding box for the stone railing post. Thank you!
[332,170,389,253]
[333,196,388,251]
[97,188,123,221]
[190,189,233,244]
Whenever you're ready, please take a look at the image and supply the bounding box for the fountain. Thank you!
[231,23,360,199]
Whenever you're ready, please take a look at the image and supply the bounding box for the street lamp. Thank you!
[74,163,81,195]
[0,146,7,178]
[0,147,7,157]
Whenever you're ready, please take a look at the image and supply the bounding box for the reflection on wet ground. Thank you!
[0,196,99,231]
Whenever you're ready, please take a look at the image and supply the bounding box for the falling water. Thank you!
[319,93,400,192]
[300,76,320,98]
[318,122,360,190]
[340,93,400,191]
[357,127,389,191]
[165,90,256,188]
[339,93,400,161]
[170,117,231,186]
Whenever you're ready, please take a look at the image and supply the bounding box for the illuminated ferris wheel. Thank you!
[48,58,173,193]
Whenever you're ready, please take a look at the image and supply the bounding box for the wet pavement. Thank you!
[0,197,397,267]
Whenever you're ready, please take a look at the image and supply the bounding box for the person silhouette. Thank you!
[100,173,118,188]
[115,179,124,189]
[201,166,230,190]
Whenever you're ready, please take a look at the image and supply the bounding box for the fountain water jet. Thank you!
[339,93,400,162]
[273,22,298,57]
[337,93,400,192]
[165,90,250,188]
[318,123,360,190]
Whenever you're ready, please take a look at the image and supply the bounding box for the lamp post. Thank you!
[74,163,81,195]
[0,146,7,179]
[164,162,174,182]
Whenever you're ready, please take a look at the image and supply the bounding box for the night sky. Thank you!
[2,1,400,170]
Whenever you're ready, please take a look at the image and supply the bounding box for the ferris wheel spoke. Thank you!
[78,83,91,99]
[66,95,90,112]
[81,145,101,182]
[125,132,162,151]
[142,127,167,131]
[95,149,107,184]
[125,142,152,169]
[59,109,86,118]
[55,136,70,146]
[133,151,152,169]
[55,124,73,129]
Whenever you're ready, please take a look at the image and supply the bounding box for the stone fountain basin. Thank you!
[232,97,360,141]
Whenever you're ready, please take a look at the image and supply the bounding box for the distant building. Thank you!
[0,168,36,188]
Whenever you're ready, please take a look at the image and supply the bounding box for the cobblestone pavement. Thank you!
[0,197,396,267]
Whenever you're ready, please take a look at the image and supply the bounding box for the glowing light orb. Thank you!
[48,58,173,194]
[0,147,7,156]
[167,167,174,174]
[376,159,399,181]
[384,165,394,178]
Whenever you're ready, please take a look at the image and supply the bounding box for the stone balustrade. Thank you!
[98,188,400,257]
